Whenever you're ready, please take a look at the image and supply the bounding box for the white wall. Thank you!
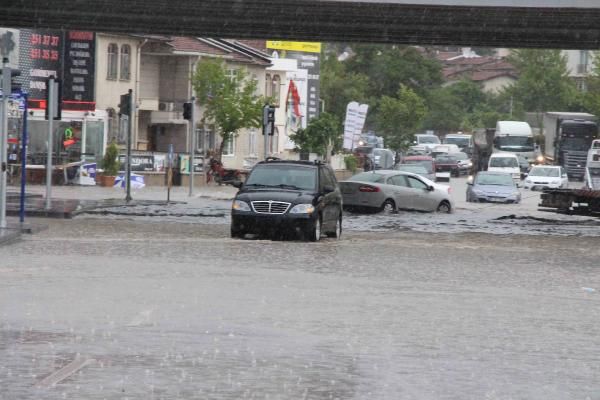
[482,76,516,94]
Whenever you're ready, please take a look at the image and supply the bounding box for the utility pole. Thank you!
[126,89,133,202]
[45,76,59,211]
[0,58,9,227]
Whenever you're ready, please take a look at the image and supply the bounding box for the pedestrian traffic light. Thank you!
[183,102,192,120]
[118,93,131,116]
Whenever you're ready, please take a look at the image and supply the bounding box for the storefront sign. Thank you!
[118,154,155,172]
[266,41,321,54]
[63,31,95,110]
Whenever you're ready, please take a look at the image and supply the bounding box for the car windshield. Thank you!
[495,136,535,151]
[490,157,519,168]
[453,152,468,160]
[561,137,594,151]
[476,173,515,186]
[349,172,385,183]
[418,136,440,144]
[436,156,457,163]
[445,137,470,147]
[529,167,560,177]
[246,165,316,190]
[396,164,428,174]
[403,159,434,173]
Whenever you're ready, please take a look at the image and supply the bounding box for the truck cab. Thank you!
[493,121,538,163]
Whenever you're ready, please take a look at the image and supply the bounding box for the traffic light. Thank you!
[183,102,192,120]
[263,105,275,136]
[118,93,131,116]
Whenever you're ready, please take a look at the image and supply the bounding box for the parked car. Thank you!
[231,160,343,241]
[339,170,453,213]
[394,163,436,182]
[523,166,569,190]
[488,152,521,186]
[466,171,522,203]
[402,156,436,181]
[435,154,465,177]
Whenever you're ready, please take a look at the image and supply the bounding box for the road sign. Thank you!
[0,32,15,57]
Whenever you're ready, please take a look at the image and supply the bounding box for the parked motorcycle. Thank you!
[207,158,243,186]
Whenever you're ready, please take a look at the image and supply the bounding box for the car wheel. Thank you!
[327,213,342,239]
[380,199,396,213]
[437,201,451,213]
[306,217,322,242]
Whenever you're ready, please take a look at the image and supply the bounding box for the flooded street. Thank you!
[1,207,600,399]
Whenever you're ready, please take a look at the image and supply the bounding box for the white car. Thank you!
[524,166,569,190]
[488,153,521,186]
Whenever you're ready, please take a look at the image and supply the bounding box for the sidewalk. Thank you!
[5,184,237,219]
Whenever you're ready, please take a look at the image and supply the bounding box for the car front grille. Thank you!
[251,201,291,215]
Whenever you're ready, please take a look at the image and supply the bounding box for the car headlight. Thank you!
[472,189,485,196]
[513,191,520,197]
[290,204,315,214]
[232,200,251,212]
[536,155,545,163]
[525,178,532,183]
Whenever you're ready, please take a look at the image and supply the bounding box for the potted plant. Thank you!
[99,141,120,187]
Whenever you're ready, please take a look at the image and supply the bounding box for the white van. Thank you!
[488,153,521,185]
[414,134,441,151]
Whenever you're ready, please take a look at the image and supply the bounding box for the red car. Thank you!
[401,156,437,181]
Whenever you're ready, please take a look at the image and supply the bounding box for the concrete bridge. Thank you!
[1,0,600,48]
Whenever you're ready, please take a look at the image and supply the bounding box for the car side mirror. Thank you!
[524,173,528,178]
[467,181,473,186]
[323,185,335,194]
[427,185,435,192]
[232,181,243,189]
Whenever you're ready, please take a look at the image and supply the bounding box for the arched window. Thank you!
[272,75,281,104]
[120,44,131,81]
[265,74,273,97]
[107,43,118,80]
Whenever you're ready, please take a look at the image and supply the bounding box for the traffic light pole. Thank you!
[188,96,196,197]
[0,59,9,228]
[125,89,133,202]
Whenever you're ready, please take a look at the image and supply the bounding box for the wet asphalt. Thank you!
[1,178,599,399]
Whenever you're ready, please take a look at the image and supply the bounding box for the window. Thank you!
[389,175,409,187]
[223,136,235,156]
[120,44,131,80]
[107,43,118,80]
[579,50,589,68]
[226,68,238,82]
[407,176,428,190]
[272,75,281,104]
[248,129,257,156]
[265,74,273,97]
[195,128,204,152]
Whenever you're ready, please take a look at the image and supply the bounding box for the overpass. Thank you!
[1,1,600,48]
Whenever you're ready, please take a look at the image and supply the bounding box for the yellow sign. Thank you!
[266,41,322,54]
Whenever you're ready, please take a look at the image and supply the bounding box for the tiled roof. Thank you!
[165,37,270,66]
[471,70,518,82]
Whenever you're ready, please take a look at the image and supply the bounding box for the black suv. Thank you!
[231,160,343,241]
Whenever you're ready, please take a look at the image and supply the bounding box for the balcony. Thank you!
[150,101,187,125]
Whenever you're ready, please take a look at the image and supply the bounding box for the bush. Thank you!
[102,141,120,176]
[344,155,358,173]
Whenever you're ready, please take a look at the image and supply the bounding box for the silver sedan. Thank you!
[339,170,454,213]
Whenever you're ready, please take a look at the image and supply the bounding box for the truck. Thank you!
[543,112,599,180]
[493,121,538,162]
[539,139,600,215]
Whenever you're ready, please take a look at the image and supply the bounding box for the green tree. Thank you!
[583,51,600,116]
[375,85,427,150]
[192,58,265,159]
[290,113,342,158]
[507,49,578,116]
[422,88,465,134]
